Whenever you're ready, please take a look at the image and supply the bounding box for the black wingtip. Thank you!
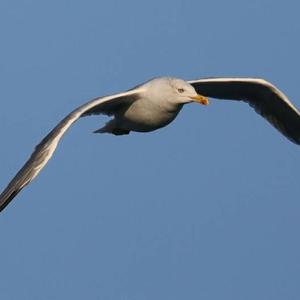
[0,189,22,212]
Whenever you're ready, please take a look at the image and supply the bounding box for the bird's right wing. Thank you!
[0,88,141,212]
[189,78,300,145]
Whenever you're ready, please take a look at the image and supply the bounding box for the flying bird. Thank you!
[1,77,300,212]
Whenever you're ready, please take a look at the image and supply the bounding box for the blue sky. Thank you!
[1,0,299,299]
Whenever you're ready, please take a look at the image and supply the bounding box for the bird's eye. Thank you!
[177,88,185,93]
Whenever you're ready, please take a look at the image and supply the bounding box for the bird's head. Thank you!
[142,77,209,106]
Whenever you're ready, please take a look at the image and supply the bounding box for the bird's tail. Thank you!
[93,120,130,135]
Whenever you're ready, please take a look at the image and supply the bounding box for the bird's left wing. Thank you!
[0,89,140,212]
[189,78,300,145]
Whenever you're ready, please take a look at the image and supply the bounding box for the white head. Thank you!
[141,77,209,106]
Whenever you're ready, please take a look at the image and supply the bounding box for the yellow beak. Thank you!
[190,94,209,105]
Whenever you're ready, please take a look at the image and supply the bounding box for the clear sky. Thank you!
[1,0,299,299]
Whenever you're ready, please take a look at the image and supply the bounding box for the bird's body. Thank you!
[102,98,182,134]
[100,80,185,134]
[1,76,299,212]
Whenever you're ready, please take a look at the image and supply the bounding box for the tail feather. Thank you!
[93,127,107,134]
[93,120,130,135]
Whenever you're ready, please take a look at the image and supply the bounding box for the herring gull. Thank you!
[1,77,299,212]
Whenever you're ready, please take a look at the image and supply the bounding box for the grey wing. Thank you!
[0,89,140,212]
[189,78,300,145]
